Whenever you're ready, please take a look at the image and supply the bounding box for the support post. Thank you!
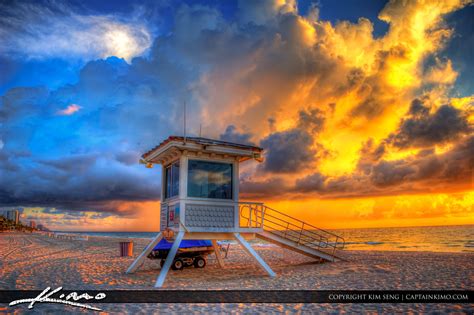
[126,232,163,274]
[155,231,185,288]
[212,240,225,268]
[233,233,275,277]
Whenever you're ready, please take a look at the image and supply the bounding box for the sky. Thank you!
[0,0,473,231]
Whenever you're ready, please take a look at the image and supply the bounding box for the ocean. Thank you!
[334,225,473,252]
[56,224,473,253]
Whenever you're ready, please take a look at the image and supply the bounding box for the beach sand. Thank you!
[0,232,472,314]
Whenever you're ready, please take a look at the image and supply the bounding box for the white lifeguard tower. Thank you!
[127,136,345,287]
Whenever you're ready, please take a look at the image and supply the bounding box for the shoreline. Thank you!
[3,230,472,255]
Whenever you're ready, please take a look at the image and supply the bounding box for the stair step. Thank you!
[256,231,343,262]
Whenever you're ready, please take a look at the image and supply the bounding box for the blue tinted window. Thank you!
[187,160,233,199]
[165,161,179,198]
[171,162,179,196]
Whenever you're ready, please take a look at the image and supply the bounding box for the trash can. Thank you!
[120,241,133,257]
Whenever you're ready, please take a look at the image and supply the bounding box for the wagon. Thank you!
[147,239,215,270]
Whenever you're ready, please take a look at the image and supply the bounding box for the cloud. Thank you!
[371,136,473,190]
[219,125,255,145]
[387,98,471,149]
[260,128,316,173]
[294,173,326,193]
[240,177,290,199]
[0,55,179,214]
[370,160,417,187]
[425,58,458,85]
[186,0,472,182]
[0,0,473,225]
[0,152,160,213]
[259,107,325,173]
[291,134,474,198]
[0,1,152,61]
[297,108,325,134]
[57,104,81,116]
[237,0,297,26]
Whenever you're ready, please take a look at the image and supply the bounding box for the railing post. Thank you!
[255,205,259,227]
[297,223,304,245]
[283,222,289,239]
[253,206,258,228]
[238,204,240,228]
[249,205,252,228]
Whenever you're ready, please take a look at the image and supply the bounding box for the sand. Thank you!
[0,232,472,314]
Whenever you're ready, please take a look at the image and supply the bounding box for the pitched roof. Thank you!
[142,136,263,159]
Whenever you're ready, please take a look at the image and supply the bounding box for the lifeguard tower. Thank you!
[126,136,345,287]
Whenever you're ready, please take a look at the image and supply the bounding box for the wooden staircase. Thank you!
[239,203,345,262]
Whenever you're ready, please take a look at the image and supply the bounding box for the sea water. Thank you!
[333,225,473,252]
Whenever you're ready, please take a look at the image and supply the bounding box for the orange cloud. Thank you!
[57,103,82,116]
[204,0,473,228]
[265,192,474,229]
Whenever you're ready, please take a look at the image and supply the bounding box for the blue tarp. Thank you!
[153,239,213,250]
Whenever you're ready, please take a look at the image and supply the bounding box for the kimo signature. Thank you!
[9,286,106,311]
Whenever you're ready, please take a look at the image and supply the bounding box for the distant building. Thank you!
[30,221,36,229]
[1,210,20,225]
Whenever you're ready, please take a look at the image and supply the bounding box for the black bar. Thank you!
[0,290,472,304]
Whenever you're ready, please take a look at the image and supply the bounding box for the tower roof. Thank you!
[142,136,263,165]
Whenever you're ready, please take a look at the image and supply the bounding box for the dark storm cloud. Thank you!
[293,135,473,198]
[115,151,140,166]
[0,153,160,212]
[260,129,316,173]
[370,160,417,187]
[371,135,473,189]
[259,107,325,173]
[388,98,471,148]
[297,108,325,134]
[294,172,373,197]
[240,177,289,199]
[409,98,430,116]
[219,125,255,145]
[37,154,98,172]
[0,86,49,122]
[294,173,326,192]
[356,138,386,175]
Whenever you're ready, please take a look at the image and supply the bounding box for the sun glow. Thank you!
[104,27,150,62]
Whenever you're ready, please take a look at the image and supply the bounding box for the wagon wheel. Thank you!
[194,256,206,268]
[171,259,184,270]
